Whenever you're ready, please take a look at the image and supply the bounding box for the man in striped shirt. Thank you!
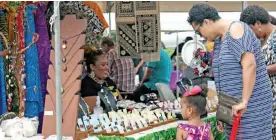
[101,37,135,92]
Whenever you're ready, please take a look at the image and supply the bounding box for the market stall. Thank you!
[0,1,228,140]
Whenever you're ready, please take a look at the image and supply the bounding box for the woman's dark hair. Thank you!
[270,15,276,26]
[187,3,221,25]
[240,5,270,25]
[184,84,208,115]
[84,48,104,73]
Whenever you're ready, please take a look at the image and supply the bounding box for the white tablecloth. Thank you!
[3,113,216,140]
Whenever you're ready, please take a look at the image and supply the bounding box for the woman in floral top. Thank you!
[241,5,276,139]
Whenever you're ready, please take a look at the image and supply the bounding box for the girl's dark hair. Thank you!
[270,15,276,26]
[84,48,104,73]
[240,5,270,25]
[187,3,221,25]
[185,84,208,115]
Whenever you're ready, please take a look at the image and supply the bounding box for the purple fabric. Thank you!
[34,3,51,133]
[169,70,184,90]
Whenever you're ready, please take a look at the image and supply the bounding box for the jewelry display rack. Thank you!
[42,15,86,138]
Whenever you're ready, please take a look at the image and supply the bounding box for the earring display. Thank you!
[76,108,178,137]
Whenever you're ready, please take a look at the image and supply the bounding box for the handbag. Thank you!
[216,92,240,125]
[215,42,241,125]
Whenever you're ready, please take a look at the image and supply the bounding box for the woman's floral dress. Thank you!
[261,29,276,139]
[178,123,211,140]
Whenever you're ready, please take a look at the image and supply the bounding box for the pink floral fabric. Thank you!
[178,123,211,140]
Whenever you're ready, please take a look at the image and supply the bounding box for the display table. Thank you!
[2,113,225,140]
[85,113,226,140]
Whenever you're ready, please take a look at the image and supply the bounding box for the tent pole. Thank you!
[176,31,179,98]
[242,1,247,10]
[54,1,62,140]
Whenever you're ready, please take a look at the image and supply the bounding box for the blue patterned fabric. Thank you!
[24,5,43,118]
[212,21,273,139]
[0,37,6,114]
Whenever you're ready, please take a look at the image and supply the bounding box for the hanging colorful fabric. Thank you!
[0,31,7,114]
[24,4,43,118]
[82,1,109,30]
[0,9,8,115]
[16,6,26,117]
[34,2,51,133]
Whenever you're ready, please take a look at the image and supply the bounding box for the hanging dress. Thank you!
[24,4,43,118]
[16,5,26,117]
[0,9,7,115]
[0,31,6,114]
[34,2,51,133]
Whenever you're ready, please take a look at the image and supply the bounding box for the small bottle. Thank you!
[93,96,103,117]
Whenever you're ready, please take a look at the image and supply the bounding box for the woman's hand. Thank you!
[232,101,248,116]
[216,121,224,133]
[0,49,8,56]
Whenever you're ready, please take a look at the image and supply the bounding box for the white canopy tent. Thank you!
[52,1,276,139]
[103,11,276,48]
[97,1,276,13]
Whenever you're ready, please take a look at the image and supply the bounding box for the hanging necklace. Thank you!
[60,32,84,63]
[51,31,84,72]
[87,72,105,85]
[5,13,19,112]
[0,31,14,111]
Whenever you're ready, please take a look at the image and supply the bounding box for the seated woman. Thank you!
[80,47,120,113]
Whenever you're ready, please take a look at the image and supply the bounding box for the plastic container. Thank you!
[93,96,103,117]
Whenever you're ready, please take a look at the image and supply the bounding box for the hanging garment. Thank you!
[16,6,26,118]
[115,1,140,58]
[34,2,51,133]
[24,4,43,118]
[0,10,7,115]
[82,1,109,30]
[0,33,7,115]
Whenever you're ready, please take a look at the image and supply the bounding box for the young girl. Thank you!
[177,85,214,140]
